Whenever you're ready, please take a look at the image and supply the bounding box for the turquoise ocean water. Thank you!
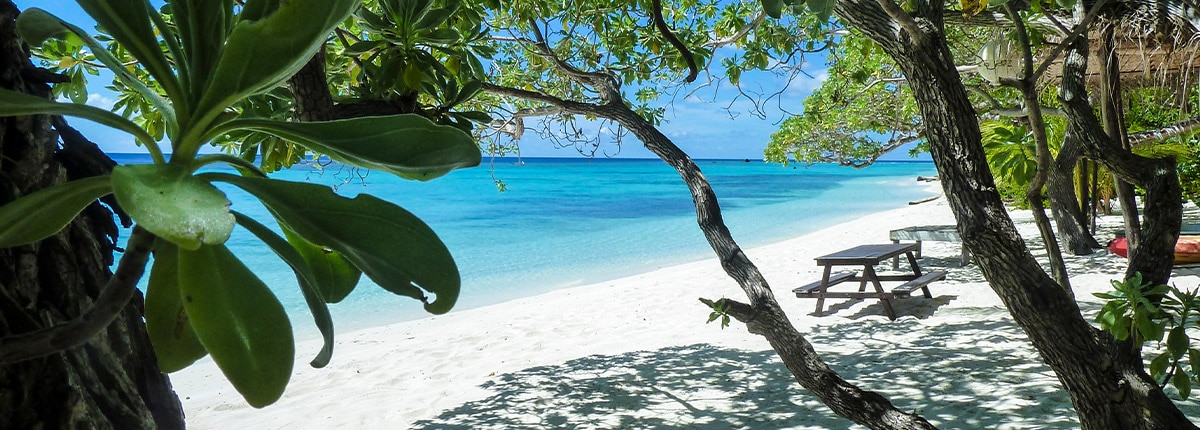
[110,154,936,338]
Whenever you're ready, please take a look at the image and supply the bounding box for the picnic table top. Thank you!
[815,242,920,266]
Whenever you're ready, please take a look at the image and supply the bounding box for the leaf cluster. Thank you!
[1094,273,1200,399]
[4,0,481,408]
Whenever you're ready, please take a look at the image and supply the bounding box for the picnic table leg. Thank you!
[814,265,833,316]
[863,266,897,319]
[905,251,923,276]
[891,239,900,269]
[904,251,933,298]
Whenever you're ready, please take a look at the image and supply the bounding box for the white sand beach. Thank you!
[171,188,1200,429]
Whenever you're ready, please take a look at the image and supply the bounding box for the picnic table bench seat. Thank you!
[793,272,856,295]
[891,270,947,297]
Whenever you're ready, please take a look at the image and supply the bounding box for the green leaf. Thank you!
[76,0,184,107]
[1175,369,1193,400]
[281,228,360,303]
[204,174,460,314]
[171,0,230,103]
[219,115,481,181]
[344,40,385,56]
[179,243,294,408]
[193,0,359,125]
[232,212,336,368]
[0,90,157,149]
[1111,315,1131,340]
[15,8,68,44]
[1136,312,1164,342]
[0,176,111,248]
[145,242,208,373]
[15,10,176,132]
[760,0,785,18]
[111,164,234,250]
[1169,326,1190,359]
[457,110,492,123]
[1189,348,1200,373]
[1150,352,1171,380]
[807,0,833,22]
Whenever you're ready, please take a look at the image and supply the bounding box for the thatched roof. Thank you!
[1040,0,1200,84]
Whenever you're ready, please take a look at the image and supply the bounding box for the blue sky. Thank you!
[15,1,921,161]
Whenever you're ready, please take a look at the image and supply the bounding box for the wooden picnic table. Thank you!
[793,242,945,320]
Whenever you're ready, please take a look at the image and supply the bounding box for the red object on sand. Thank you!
[1108,236,1200,263]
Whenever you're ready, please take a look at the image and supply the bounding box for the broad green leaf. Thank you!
[0,90,156,147]
[281,228,360,304]
[1189,348,1200,373]
[1150,352,1171,380]
[344,40,385,56]
[192,0,359,125]
[1175,370,1193,400]
[179,244,294,408]
[1147,284,1172,296]
[760,0,785,18]
[1169,326,1190,359]
[76,0,184,107]
[0,176,111,248]
[220,115,481,181]
[1111,315,1131,340]
[1135,312,1164,342]
[15,8,67,44]
[111,164,234,250]
[807,0,833,22]
[205,174,460,314]
[233,212,336,368]
[171,0,231,103]
[240,0,282,21]
[145,242,208,372]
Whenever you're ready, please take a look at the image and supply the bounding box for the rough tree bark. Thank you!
[835,0,1193,428]
[1047,135,1103,255]
[0,2,185,428]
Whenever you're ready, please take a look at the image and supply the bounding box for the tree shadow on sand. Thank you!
[415,310,1198,429]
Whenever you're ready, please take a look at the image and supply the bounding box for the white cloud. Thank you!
[87,93,117,110]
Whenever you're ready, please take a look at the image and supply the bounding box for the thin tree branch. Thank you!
[1031,0,1110,82]
[875,0,926,44]
[0,226,156,364]
[1129,115,1200,145]
[481,82,594,116]
[650,0,698,82]
[705,11,767,48]
[525,19,622,103]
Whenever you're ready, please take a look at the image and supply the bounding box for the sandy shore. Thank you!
[171,191,1200,429]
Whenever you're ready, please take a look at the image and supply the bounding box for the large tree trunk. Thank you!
[835,1,1193,428]
[1047,136,1102,255]
[0,2,185,428]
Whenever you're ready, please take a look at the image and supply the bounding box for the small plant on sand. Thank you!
[1095,272,1200,399]
[0,0,479,407]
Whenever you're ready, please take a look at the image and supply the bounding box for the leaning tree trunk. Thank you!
[835,1,1193,428]
[478,73,937,428]
[600,103,936,430]
[0,2,185,428]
